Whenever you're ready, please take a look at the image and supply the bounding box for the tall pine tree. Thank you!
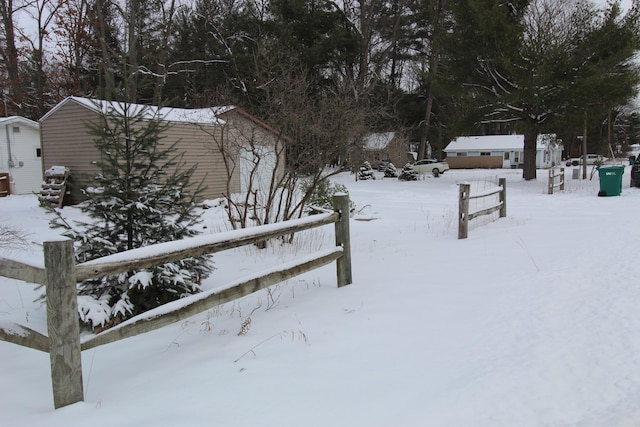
[449,0,640,180]
[54,100,213,330]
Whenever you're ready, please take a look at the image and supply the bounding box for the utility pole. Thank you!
[582,111,588,179]
[2,90,8,117]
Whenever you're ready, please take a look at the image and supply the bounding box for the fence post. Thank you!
[44,239,83,409]
[458,183,470,239]
[560,168,565,191]
[548,169,554,194]
[333,193,352,287]
[499,178,507,218]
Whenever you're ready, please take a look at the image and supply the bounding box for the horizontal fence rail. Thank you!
[0,194,352,409]
[548,167,565,194]
[82,248,343,351]
[0,257,46,285]
[458,178,507,239]
[75,212,340,282]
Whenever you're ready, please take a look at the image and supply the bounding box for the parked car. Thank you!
[565,154,607,167]
[631,155,640,187]
[411,159,450,176]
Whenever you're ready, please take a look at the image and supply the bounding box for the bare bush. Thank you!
[0,226,32,253]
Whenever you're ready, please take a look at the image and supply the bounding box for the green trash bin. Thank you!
[597,165,625,197]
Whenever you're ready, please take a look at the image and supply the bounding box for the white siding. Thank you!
[0,118,43,194]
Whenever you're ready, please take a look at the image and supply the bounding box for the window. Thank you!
[36,148,42,158]
[480,152,490,156]
[12,126,20,133]
[456,152,467,157]
[504,152,510,160]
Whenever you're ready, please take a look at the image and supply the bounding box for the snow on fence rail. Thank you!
[458,178,506,239]
[548,167,565,194]
[0,194,352,409]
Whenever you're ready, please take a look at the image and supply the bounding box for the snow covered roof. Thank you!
[0,116,39,129]
[363,132,396,150]
[40,96,236,125]
[444,134,556,152]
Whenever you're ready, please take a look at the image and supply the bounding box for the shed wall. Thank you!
[40,101,283,205]
[41,101,235,204]
[40,102,101,204]
[0,122,43,194]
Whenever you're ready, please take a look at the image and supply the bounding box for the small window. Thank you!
[12,126,20,133]
[457,152,467,157]
[36,148,42,158]
[480,152,490,156]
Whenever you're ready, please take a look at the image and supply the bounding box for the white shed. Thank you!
[0,116,43,195]
[443,134,562,169]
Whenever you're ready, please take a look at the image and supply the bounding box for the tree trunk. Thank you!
[523,126,538,180]
[418,85,436,161]
[0,0,23,115]
[417,0,445,161]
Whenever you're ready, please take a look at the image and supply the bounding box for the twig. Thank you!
[234,333,283,363]
[518,238,541,272]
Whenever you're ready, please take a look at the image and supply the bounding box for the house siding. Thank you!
[220,112,286,194]
[40,101,101,203]
[0,118,43,194]
[363,133,412,170]
[444,134,562,169]
[40,99,283,205]
[160,121,233,200]
[445,155,503,169]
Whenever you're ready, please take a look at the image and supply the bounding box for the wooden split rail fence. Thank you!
[0,194,352,409]
[458,178,507,239]
[547,167,565,194]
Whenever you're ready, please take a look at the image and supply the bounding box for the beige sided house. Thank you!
[40,97,284,205]
[362,132,412,170]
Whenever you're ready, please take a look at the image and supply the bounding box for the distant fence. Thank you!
[548,167,565,194]
[0,194,352,409]
[458,178,506,239]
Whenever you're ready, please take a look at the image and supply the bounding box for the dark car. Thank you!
[631,156,640,187]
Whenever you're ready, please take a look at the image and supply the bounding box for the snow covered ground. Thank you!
[2,165,640,427]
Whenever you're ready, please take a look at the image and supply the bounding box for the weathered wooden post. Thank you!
[44,239,84,409]
[458,182,470,239]
[548,168,565,194]
[499,177,507,218]
[333,193,352,287]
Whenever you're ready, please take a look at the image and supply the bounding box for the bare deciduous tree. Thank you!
[203,59,366,243]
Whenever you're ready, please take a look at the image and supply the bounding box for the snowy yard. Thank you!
[2,166,640,427]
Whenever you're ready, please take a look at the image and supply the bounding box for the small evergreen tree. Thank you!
[384,162,398,178]
[398,163,418,181]
[53,100,213,330]
[302,178,349,214]
[358,161,376,180]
